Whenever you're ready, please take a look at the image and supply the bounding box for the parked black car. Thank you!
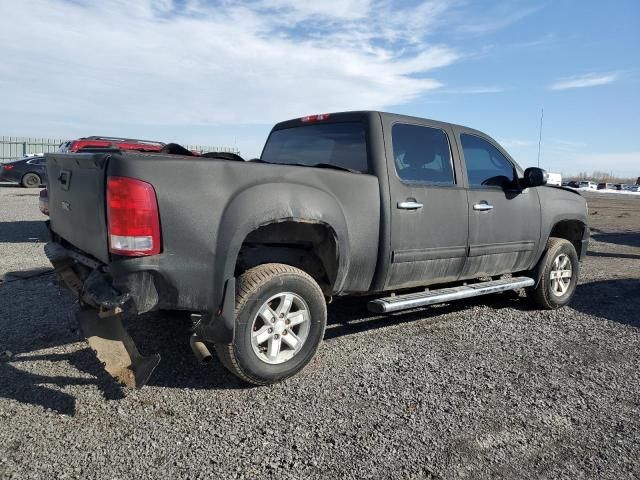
[0,155,47,187]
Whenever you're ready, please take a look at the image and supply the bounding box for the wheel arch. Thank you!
[548,219,587,258]
[529,223,585,288]
[235,219,340,295]
[213,182,350,306]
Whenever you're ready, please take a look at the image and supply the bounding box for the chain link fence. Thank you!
[1,136,239,163]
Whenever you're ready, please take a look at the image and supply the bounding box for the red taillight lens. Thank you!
[107,176,161,256]
[3,164,14,170]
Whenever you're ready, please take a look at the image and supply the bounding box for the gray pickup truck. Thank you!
[44,111,589,387]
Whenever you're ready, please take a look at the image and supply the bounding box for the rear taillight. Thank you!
[2,164,14,170]
[300,113,330,122]
[107,176,161,256]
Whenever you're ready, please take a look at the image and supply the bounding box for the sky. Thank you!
[0,0,638,176]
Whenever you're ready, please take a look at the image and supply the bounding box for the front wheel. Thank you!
[528,237,579,309]
[215,263,327,385]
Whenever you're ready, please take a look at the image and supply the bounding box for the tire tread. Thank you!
[529,237,577,309]
[21,172,41,188]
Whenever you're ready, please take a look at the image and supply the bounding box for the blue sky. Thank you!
[0,0,638,176]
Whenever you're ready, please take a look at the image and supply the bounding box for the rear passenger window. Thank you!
[391,124,455,185]
[460,134,515,187]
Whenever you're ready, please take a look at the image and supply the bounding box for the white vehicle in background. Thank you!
[547,172,562,186]
[579,181,597,190]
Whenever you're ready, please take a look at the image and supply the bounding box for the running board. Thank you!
[368,277,535,314]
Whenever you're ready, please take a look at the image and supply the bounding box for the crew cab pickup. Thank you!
[45,111,589,387]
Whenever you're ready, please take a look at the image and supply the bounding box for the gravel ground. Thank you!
[0,183,638,479]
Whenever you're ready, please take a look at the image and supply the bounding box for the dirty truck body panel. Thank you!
[452,124,543,279]
[48,150,381,317]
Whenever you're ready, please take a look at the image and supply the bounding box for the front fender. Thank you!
[533,187,589,265]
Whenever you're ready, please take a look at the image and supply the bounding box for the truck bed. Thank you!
[46,151,381,313]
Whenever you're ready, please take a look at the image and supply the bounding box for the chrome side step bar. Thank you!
[368,277,535,314]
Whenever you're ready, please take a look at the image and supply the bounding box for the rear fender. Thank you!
[202,183,349,343]
[216,182,349,292]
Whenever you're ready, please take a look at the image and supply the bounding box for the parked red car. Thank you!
[58,136,166,153]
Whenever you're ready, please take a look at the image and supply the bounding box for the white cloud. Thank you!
[256,0,373,21]
[550,72,619,90]
[0,0,461,128]
[455,5,541,35]
[444,86,507,94]
[500,139,533,148]
[548,139,588,151]
[568,152,639,177]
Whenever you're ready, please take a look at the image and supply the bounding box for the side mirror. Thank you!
[523,167,548,188]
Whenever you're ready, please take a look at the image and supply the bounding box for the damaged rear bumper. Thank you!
[45,241,130,313]
[45,241,160,388]
[45,239,235,345]
[45,240,236,386]
[45,240,235,343]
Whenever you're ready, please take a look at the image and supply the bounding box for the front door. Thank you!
[384,120,469,290]
[456,131,541,278]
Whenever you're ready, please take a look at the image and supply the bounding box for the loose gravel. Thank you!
[0,184,638,479]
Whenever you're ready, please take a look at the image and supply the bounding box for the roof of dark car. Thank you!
[8,156,41,163]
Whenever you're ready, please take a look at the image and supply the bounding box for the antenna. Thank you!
[537,107,544,168]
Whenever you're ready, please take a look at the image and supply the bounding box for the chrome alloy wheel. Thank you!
[549,253,572,297]
[250,292,311,364]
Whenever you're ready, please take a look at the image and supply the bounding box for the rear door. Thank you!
[46,153,110,262]
[383,117,468,289]
[455,130,541,278]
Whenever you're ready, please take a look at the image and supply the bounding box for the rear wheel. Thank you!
[21,172,41,188]
[215,263,327,385]
[528,238,579,309]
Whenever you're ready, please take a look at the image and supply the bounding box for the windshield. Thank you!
[58,141,72,152]
[261,122,368,172]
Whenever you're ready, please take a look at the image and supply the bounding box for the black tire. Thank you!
[214,263,327,385]
[528,237,579,309]
[21,172,41,188]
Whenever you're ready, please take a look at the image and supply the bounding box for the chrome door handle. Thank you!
[397,201,424,210]
[473,202,494,211]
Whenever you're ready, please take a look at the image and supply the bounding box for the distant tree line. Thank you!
[564,171,640,185]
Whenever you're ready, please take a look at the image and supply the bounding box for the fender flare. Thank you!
[528,218,587,288]
[200,182,350,343]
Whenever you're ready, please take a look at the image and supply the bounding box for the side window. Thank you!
[460,134,515,187]
[392,123,455,185]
